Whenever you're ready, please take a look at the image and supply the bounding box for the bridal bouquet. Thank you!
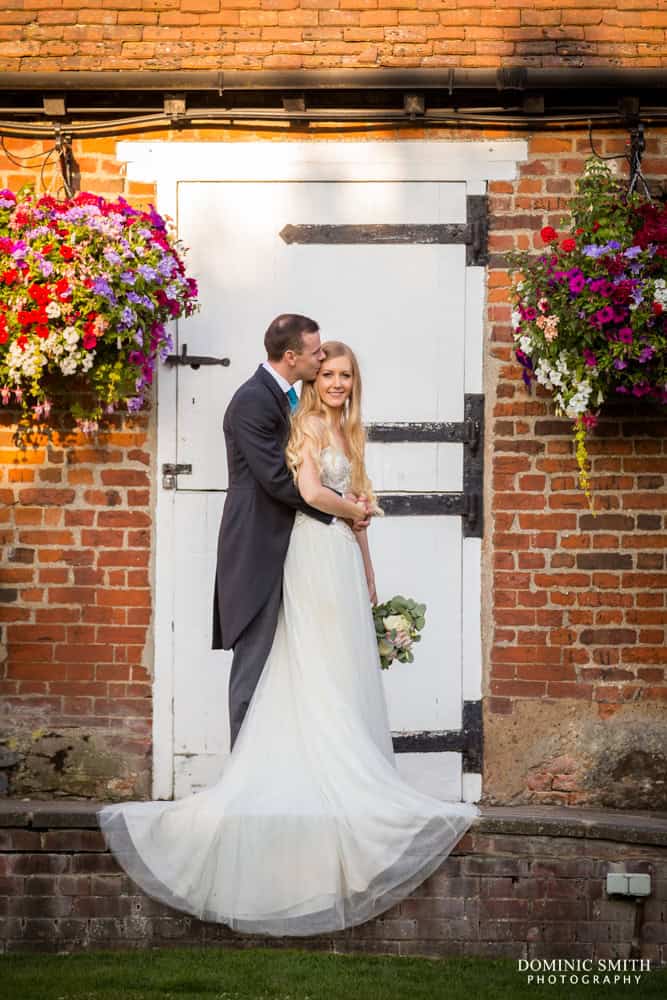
[373,596,426,670]
[507,156,667,511]
[0,184,199,440]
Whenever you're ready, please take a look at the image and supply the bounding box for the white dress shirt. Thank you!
[261,360,299,396]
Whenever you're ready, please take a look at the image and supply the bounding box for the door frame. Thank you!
[117,138,528,800]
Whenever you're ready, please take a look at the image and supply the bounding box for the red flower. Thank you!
[35,325,49,339]
[17,310,33,326]
[55,278,71,300]
[28,283,50,305]
[0,328,7,345]
[652,302,663,315]
[37,195,58,210]
[1,268,18,285]
[16,334,28,350]
[82,332,97,350]
[612,281,632,304]
[561,238,576,252]
[59,245,74,261]
[575,228,584,236]
[592,221,601,231]
[540,226,558,243]
[73,193,102,208]
[41,243,54,254]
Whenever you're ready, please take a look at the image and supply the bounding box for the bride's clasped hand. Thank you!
[97,315,479,937]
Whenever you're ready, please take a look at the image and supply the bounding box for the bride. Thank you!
[97,340,479,937]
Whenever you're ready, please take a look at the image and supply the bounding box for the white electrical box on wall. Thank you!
[606,873,651,896]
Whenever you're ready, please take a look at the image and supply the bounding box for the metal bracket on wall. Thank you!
[367,394,485,538]
[165,343,231,369]
[392,700,483,773]
[162,463,192,490]
[279,195,489,267]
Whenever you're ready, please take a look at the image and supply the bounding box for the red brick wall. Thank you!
[485,131,667,810]
[0,122,666,805]
[0,413,154,799]
[2,803,666,963]
[2,3,667,72]
[0,139,156,797]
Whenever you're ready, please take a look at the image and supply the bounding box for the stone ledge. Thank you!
[1,800,666,847]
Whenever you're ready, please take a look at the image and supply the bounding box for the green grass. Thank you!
[1,947,666,1000]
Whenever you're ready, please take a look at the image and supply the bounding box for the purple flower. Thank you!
[583,348,597,367]
[595,306,615,324]
[568,269,585,294]
[104,248,122,266]
[126,396,144,413]
[92,277,117,304]
[147,205,166,230]
[583,244,605,258]
[127,291,143,304]
[120,306,136,327]
[157,257,174,278]
[515,349,533,388]
[613,358,628,370]
[623,245,643,259]
[137,264,158,282]
[38,258,54,277]
[618,327,633,344]
[639,346,655,363]
[632,382,651,397]
[607,240,621,251]
[615,385,629,393]
[120,271,136,286]
[115,196,139,218]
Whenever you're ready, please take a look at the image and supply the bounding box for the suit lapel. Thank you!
[255,364,290,420]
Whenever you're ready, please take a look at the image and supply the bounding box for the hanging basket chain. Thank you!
[1,131,75,201]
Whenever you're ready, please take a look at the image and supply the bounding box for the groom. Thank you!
[212,313,363,750]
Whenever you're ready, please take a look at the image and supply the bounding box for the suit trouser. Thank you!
[228,573,283,751]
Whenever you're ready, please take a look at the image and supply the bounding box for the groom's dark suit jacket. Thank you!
[212,364,333,651]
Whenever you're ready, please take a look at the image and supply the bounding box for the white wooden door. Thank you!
[123,140,530,805]
[171,178,473,801]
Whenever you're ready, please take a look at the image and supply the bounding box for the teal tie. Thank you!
[286,387,298,412]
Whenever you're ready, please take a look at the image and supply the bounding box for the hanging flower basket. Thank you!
[0,185,199,443]
[507,157,667,512]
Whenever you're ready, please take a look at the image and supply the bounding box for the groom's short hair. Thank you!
[264,313,319,361]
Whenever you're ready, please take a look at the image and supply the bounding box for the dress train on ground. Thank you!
[98,450,479,936]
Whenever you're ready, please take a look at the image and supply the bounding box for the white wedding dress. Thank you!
[97,447,479,936]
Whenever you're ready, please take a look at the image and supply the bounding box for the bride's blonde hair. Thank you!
[285,340,381,511]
